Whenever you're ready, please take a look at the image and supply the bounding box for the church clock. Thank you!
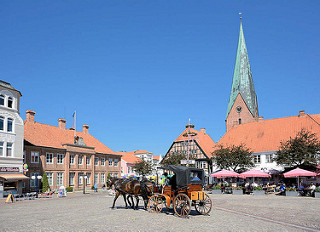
[236,106,242,113]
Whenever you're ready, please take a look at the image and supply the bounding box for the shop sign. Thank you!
[0,167,19,172]
[180,160,195,164]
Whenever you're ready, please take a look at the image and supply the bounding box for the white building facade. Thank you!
[0,81,26,196]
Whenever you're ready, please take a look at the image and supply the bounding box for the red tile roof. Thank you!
[24,121,116,154]
[127,150,153,155]
[117,152,141,163]
[153,155,161,160]
[174,128,216,158]
[217,113,320,153]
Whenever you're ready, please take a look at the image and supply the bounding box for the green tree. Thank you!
[161,151,197,166]
[107,173,112,180]
[212,144,254,171]
[133,160,153,176]
[274,129,320,167]
[41,172,50,192]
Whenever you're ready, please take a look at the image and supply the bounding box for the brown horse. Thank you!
[106,178,132,209]
[107,178,154,210]
[126,179,154,210]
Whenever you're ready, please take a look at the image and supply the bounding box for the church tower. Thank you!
[226,21,259,132]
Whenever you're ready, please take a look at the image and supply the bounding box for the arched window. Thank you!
[8,97,13,108]
[0,117,4,131]
[0,95,4,106]
[239,118,242,125]
[7,118,13,132]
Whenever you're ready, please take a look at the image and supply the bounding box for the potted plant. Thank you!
[232,186,243,195]
[314,187,320,198]
[285,187,299,197]
[212,184,221,194]
[253,186,264,195]
[65,187,73,192]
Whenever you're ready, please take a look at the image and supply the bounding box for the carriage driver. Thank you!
[160,172,170,193]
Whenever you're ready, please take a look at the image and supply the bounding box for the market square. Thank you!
[1,191,319,232]
[0,1,320,231]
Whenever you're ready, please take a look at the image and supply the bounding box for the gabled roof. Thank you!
[127,150,153,155]
[174,128,216,158]
[226,22,258,119]
[24,121,116,154]
[218,113,320,153]
[117,152,141,164]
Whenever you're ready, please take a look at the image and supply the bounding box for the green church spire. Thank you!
[226,22,258,119]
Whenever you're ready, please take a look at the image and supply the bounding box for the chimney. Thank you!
[26,110,35,123]
[200,128,206,134]
[299,110,305,117]
[258,116,264,122]
[83,124,89,134]
[58,118,66,130]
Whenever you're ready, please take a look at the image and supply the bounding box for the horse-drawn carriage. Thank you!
[148,165,212,218]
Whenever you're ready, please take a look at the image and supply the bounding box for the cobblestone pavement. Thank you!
[0,192,319,232]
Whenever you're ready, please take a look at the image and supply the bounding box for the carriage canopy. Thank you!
[159,165,205,187]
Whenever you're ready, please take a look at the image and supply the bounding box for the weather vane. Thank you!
[239,12,242,20]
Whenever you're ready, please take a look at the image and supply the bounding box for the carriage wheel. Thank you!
[195,193,212,215]
[173,193,191,218]
[147,195,163,213]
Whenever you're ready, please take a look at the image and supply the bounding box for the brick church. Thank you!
[219,21,320,176]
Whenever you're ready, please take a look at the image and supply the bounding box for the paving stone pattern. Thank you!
[0,192,319,232]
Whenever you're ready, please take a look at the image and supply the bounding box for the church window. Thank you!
[239,118,242,125]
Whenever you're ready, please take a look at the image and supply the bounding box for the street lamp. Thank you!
[31,175,42,197]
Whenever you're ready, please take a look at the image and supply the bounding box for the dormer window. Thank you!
[8,97,13,108]
[0,95,4,106]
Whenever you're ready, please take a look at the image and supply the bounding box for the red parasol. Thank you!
[239,169,271,178]
[209,170,239,178]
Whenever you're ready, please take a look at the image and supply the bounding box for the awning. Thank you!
[0,174,29,181]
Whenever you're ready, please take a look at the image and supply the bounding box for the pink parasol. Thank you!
[210,170,239,178]
[283,168,316,178]
[239,169,271,178]
[283,168,317,187]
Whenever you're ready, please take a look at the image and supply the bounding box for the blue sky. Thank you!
[1,1,319,156]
